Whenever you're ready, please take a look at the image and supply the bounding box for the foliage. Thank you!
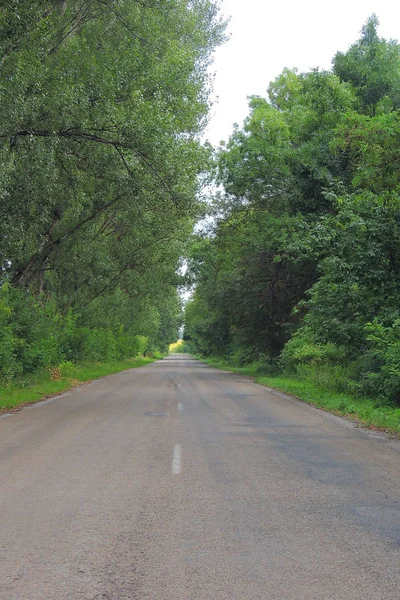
[0,283,153,381]
[333,15,400,114]
[360,319,400,402]
[280,327,346,367]
[185,17,400,406]
[0,0,225,381]
[0,284,21,380]
[169,339,191,353]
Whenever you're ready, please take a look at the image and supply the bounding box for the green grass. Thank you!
[200,356,400,435]
[0,356,159,412]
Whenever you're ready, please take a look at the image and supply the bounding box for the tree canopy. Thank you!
[0,0,225,376]
[185,16,400,404]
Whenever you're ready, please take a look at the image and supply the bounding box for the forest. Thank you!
[184,16,400,416]
[0,0,224,385]
[1,3,400,426]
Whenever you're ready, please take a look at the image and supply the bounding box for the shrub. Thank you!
[0,285,21,381]
[0,283,151,381]
[229,345,258,366]
[281,326,346,368]
[81,328,118,362]
[358,318,400,404]
[58,361,75,377]
[9,289,66,372]
[116,332,148,359]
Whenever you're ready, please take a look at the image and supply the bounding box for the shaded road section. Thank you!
[0,354,399,599]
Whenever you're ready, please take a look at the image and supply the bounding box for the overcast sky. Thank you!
[205,0,400,146]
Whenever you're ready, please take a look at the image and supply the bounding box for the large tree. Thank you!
[0,0,224,300]
[0,0,226,373]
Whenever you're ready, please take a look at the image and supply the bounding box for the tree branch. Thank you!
[3,128,177,203]
[12,194,124,286]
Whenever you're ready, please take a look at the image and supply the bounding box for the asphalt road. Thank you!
[1,354,399,600]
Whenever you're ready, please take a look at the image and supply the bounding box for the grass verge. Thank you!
[199,356,400,435]
[0,356,160,412]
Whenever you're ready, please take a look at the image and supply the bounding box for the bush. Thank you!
[0,283,151,382]
[280,326,359,395]
[58,361,75,377]
[8,288,67,372]
[229,345,258,366]
[358,318,400,404]
[116,332,148,359]
[0,284,68,377]
[295,363,359,395]
[130,335,148,357]
[81,328,118,362]
[0,285,21,381]
[281,326,346,369]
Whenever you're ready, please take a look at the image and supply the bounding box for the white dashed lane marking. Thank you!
[172,444,182,475]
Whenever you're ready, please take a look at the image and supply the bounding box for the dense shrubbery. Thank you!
[0,283,150,382]
[360,319,400,402]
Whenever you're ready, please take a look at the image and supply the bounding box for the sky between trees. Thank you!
[206,0,400,145]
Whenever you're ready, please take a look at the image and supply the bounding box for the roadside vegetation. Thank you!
[0,1,225,401]
[3,5,400,432]
[169,340,191,353]
[184,17,400,434]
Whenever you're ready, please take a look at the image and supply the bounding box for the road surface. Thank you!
[0,354,399,599]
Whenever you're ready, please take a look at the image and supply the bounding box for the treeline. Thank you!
[0,1,224,380]
[185,17,400,405]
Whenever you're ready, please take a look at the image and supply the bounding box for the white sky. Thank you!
[205,0,400,146]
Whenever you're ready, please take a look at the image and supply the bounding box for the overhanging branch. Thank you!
[2,128,176,203]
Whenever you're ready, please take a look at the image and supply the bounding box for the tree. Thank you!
[333,14,400,114]
[186,17,400,404]
[0,0,226,374]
